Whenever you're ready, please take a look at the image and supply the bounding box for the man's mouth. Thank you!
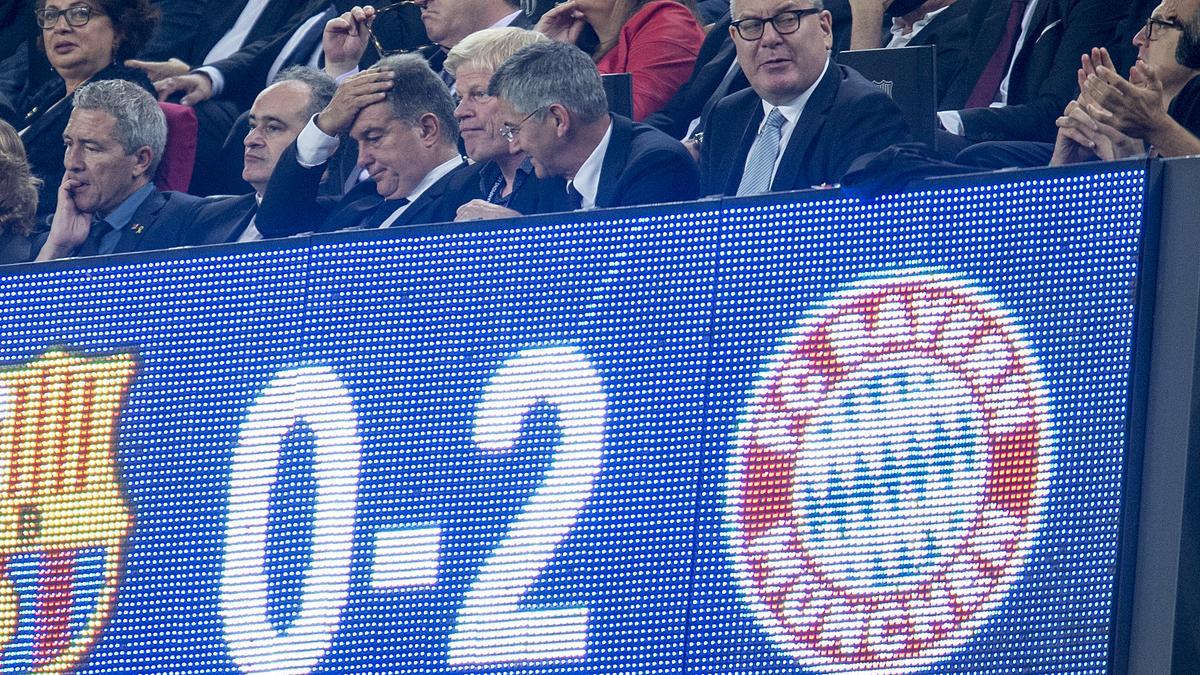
[53,41,78,54]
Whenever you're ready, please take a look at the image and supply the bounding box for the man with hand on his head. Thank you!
[256,54,471,235]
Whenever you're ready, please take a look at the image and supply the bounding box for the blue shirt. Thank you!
[94,183,155,255]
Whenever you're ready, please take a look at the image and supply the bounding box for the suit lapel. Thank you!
[725,97,765,195]
[112,189,166,254]
[595,115,632,209]
[771,63,839,191]
[388,161,466,228]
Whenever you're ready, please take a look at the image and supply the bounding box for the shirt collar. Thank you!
[760,57,829,126]
[479,158,533,199]
[406,156,463,203]
[570,118,613,210]
[95,183,155,232]
[889,4,950,42]
[491,9,523,28]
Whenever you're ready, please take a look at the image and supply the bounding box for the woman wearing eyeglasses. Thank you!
[18,0,158,217]
[535,0,705,121]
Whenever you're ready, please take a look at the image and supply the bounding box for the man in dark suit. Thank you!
[700,0,910,196]
[488,41,700,210]
[257,54,471,236]
[644,12,748,143]
[35,80,203,261]
[936,0,1124,146]
[845,0,969,105]
[187,68,336,245]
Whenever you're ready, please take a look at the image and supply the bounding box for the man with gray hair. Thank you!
[35,79,205,261]
[699,0,909,196]
[488,41,700,210]
[444,27,573,221]
[188,67,337,244]
[257,54,471,234]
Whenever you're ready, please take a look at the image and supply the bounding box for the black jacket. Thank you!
[701,63,911,195]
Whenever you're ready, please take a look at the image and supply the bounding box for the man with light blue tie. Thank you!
[698,0,908,196]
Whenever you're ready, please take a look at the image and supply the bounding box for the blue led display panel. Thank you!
[0,165,1144,674]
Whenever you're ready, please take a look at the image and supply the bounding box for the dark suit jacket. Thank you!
[186,192,258,245]
[257,141,472,235]
[900,0,971,106]
[700,63,911,196]
[20,64,155,218]
[595,114,700,208]
[31,188,205,260]
[451,161,573,216]
[942,0,1124,143]
[203,0,333,110]
[141,0,309,66]
[643,12,748,140]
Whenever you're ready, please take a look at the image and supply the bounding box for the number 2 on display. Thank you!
[219,347,608,674]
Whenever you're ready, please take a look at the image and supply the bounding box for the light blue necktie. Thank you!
[736,108,788,196]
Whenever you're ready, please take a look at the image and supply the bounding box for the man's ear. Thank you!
[547,103,571,138]
[132,146,154,179]
[416,112,441,148]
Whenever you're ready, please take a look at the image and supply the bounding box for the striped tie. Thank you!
[737,108,788,196]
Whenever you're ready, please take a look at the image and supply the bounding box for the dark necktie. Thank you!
[362,198,409,229]
[965,0,1029,109]
[280,8,331,71]
[77,219,113,257]
[566,183,583,210]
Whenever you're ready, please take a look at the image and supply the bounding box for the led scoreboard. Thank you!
[0,165,1145,674]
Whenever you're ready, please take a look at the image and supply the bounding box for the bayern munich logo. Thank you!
[727,271,1052,673]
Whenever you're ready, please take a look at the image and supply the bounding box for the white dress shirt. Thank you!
[744,57,829,185]
[569,120,613,210]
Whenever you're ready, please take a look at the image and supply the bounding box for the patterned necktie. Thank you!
[362,198,409,229]
[77,219,113,257]
[737,108,788,196]
[965,0,1029,108]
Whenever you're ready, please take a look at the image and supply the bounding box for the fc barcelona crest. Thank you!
[0,351,137,673]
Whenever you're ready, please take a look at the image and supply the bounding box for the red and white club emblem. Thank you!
[727,271,1052,673]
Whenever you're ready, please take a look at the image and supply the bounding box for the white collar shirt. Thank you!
[569,118,613,210]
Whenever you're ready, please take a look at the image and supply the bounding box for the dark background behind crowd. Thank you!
[0,0,1193,263]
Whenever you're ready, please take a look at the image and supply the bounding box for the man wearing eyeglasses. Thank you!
[1057,3,1200,162]
[488,41,699,210]
[699,0,908,196]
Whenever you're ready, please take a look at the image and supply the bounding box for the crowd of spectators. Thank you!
[0,0,1194,262]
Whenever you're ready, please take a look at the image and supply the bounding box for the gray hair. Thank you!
[444,27,549,78]
[273,66,336,120]
[730,0,822,14]
[488,41,608,123]
[371,54,459,147]
[73,79,167,176]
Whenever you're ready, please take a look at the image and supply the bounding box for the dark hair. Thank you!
[372,54,459,148]
[35,0,160,61]
[0,151,40,237]
[1178,10,1200,69]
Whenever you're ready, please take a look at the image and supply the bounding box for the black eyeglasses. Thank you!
[499,106,547,142]
[365,1,431,59]
[731,7,821,40]
[1144,15,1185,42]
[35,4,100,29]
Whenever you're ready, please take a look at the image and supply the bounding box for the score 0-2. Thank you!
[220,346,608,675]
